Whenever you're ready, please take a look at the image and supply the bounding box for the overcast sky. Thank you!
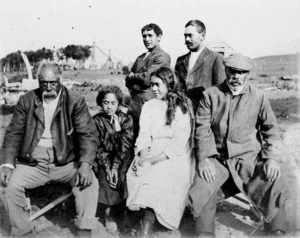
[0,0,299,66]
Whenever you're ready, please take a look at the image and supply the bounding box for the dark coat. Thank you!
[126,45,171,140]
[93,111,133,205]
[126,45,171,93]
[175,47,225,106]
[1,86,98,167]
[189,82,288,222]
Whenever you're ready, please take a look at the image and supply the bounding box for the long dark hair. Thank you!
[150,67,192,126]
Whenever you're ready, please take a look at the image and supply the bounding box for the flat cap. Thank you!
[223,54,254,71]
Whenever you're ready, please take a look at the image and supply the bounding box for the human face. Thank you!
[142,29,161,51]
[225,67,249,93]
[101,93,119,116]
[150,76,168,100]
[39,69,62,101]
[184,25,205,52]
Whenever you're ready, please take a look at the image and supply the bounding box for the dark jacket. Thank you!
[175,47,225,105]
[126,45,171,93]
[189,81,288,221]
[1,86,98,167]
[194,82,280,163]
[93,111,133,170]
[93,111,133,205]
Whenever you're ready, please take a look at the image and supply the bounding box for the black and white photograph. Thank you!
[0,0,299,237]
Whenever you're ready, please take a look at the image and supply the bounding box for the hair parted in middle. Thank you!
[150,67,192,126]
[141,23,163,36]
[96,85,124,106]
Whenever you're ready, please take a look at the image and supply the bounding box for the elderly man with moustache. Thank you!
[189,54,289,237]
[126,23,171,140]
[0,62,99,237]
[175,20,225,109]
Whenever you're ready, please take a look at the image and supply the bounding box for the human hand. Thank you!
[75,162,93,189]
[132,157,151,176]
[0,167,13,186]
[198,158,216,183]
[146,151,167,165]
[263,159,281,182]
[109,168,118,189]
[106,169,112,182]
[133,156,148,169]
[128,72,135,79]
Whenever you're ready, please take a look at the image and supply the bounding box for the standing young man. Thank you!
[126,23,171,139]
[175,20,225,109]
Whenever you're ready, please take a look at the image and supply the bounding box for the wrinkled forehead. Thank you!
[38,69,61,81]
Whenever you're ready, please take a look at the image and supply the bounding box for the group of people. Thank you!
[0,19,289,238]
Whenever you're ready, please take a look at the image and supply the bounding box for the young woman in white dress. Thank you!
[126,67,195,236]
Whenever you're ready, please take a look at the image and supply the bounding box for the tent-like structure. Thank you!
[207,36,236,57]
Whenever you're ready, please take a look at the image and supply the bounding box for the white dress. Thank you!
[126,99,194,230]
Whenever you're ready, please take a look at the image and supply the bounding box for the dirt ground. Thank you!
[0,70,299,237]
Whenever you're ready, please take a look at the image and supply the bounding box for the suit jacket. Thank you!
[126,45,171,93]
[1,86,98,167]
[175,47,225,105]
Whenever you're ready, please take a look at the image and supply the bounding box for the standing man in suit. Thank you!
[126,23,171,140]
[175,20,225,109]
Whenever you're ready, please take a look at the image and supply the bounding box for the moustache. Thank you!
[43,91,57,99]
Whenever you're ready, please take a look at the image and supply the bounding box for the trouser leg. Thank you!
[143,208,156,225]
[139,208,155,236]
[50,162,99,230]
[242,157,289,231]
[2,164,49,236]
[195,191,218,236]
[264,203,287,233]
[189,158,229,236]
[127,94,143,141]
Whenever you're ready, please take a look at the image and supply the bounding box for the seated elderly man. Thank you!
[189,54,289,237]
[0,62,99,237]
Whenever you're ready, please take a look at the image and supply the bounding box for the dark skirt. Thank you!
[96,155,132,206]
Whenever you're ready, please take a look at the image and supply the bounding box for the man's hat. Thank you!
[223,54,254,72]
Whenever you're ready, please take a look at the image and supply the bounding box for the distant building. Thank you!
[207,36,236,57]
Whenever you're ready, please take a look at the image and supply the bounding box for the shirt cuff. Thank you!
[80,162,93,169]
[0,164,15,170]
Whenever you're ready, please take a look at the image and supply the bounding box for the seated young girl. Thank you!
[93,85,133,233]
[126,67,195,236]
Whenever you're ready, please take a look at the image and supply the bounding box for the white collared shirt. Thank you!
[188,45,205,71]
[37,90,62,147]
[186,45,206,89]
[143,51,151,61]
